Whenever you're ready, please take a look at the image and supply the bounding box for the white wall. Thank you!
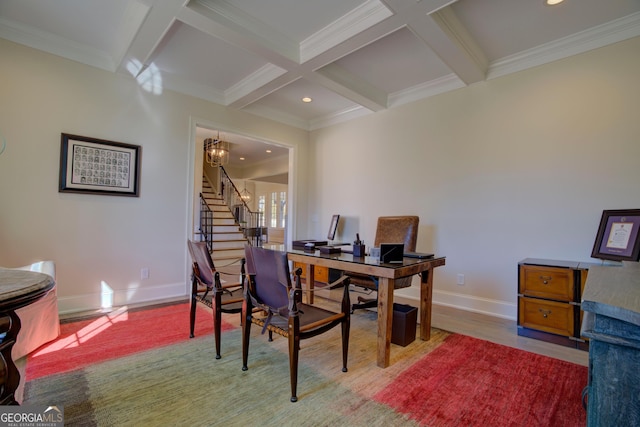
[3,35,640,319]
[308,36,640,319]
[0,39,308,314]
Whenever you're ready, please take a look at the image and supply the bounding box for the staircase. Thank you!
[200,177,246,263]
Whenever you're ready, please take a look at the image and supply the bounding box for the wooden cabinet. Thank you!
[293,262,329,283]
[581,263,640,426]
[517,258,590,350]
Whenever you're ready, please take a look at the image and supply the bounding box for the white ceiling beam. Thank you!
[227,72,303,109]
[116,0,187,76]
[290,0,458,112]
[120,0,485,117]
[408,6,487,84]
[312,63,388,111]
[183,0,299,68]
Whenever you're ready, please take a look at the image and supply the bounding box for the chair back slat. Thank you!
[188,240,215,286]
[244,245,290,310]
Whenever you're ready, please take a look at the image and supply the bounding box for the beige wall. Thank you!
[308,36,640,318]
[3,35,640,319]
[0,38,308,314]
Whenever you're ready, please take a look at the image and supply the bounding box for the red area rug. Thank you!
[374,333,587,426]
[26,303,235,381]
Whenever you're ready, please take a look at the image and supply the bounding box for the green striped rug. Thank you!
[24,307,586,426]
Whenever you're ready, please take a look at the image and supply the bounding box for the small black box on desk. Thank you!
[319,246,341,254]
[292,240,327,250]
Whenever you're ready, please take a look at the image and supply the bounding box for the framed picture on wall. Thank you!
[591,209,640,262]
[59,133,141,197]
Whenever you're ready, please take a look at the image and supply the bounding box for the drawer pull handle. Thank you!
[539,275,552,284]
[539,308,552,318]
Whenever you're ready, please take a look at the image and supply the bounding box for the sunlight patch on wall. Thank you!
[126,59,163,95]
[101,281,114,309]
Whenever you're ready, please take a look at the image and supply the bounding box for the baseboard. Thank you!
[57,282,188,315]
[394,287,516,321]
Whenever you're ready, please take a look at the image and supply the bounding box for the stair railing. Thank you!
[199,193,215,251]
[218,166,265,246]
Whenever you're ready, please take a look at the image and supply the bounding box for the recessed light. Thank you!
[302,97,312,103]
[266,149,272,153]
[240,157,245,161]
[545,0,564,5]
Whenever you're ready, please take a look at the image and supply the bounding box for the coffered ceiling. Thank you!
[2,0,640,133]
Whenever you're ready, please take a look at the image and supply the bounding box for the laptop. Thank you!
[379,243,404,264]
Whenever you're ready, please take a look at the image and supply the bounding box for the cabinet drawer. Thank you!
[519,296,574,337]
[314,266,329,283]
[293,262,328,283]
[519,265,574,301]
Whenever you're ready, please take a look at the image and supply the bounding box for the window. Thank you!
[260,189,286,229]
[279,191,287,228]
[270,192,277,228]
[258,195,265,227]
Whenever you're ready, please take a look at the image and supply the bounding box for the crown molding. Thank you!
[309,105,372,130]
[194,0,299,63]
[0,16,115,71]
[162,71,227,106]
[241,104,313,131]
[488,11,640,80]
[388,73,465,108]
[300,0,392,63]
[225,64,288,105]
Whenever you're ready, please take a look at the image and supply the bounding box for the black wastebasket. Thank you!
[391,303,417,346]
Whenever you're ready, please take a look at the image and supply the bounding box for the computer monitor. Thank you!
[327,215,340,241]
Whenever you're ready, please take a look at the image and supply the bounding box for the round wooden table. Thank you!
[0,268,55,405]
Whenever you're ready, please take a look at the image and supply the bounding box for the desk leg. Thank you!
[305,264,315,305]
[419,267,433,341]
[377,277,394,368]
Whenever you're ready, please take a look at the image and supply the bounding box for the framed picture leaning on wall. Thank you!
[59,133,141,197]
[591,209,640,262]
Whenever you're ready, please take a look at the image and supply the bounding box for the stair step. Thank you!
[212,249,245,263]
[203,225,244,233]
[211,218,237,226]
[211,242,245,250]
[209,205,231,211]
[210,235,245,243]
[200,174,255,259]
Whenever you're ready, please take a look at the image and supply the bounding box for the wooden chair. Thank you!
[349,216,419,312]
[241,244,351,402]
[187,240,244,359]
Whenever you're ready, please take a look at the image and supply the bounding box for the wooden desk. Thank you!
[287,250,445,368]
[0,268,55,405]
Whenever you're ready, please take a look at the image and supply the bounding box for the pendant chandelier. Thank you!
[240,182,252,203]
[204,133,229,166]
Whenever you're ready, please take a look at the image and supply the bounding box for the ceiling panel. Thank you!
[220,0,369,42]
[451,0,640,60]
[153,21,271,90]
[1,0,639,133]
[245,78,361,121]
[333,27,453,94]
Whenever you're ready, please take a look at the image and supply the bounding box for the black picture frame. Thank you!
[591,209,640,262]
[327,214,340,240]
[59,133,141,197]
